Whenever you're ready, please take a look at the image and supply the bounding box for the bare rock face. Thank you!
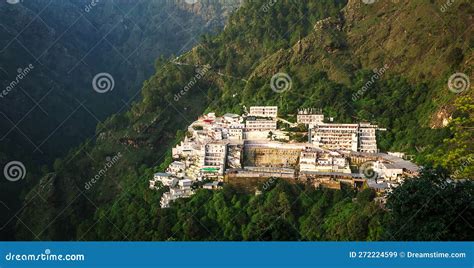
[430,106,453,129]
[175,0,243,27]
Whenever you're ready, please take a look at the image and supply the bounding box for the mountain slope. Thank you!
[0,0,240,164]
[247,0,472,111]
[0,0,242,240]
[11,0,473,241]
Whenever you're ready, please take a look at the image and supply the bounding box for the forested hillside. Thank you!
[0,0,241,240]
[9,0,473,241]
[84,170,472,241]
[0,0,240,164]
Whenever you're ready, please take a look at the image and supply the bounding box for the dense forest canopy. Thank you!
[75,169,474,241]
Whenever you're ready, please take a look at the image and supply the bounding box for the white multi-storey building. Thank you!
[310,123,380,153]
[299,149,349,173]
[249,106,278,118]
[210,128,223,140]
[203,181,220,190]
[311,123,359,152]
[167,161,186,178]
[358,123,378,153]
[245,117,277,131]
[227,126,244,140]
[149,173,178,189]
[299,149,319,172]
[178,178,193,190]
[297,108,324,127]
[172,140,194,158]
[223,113,241,124]
[202,142,228,177]
[372,161,404,181]
[160,187,194,208]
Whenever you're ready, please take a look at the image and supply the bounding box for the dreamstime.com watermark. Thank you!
[4,249,85,262]
[448,72,470,93]
[174,65,210,102]
[6,0,21,4]
[84,152,122,190]
[349,250,466,259]
[352,64,389,101]
[0,64,34,99]
[270,72,292,93]
[3,160,26,182]
[452,156,473,178]
[92,72,115,93]
[84,0,100,12]
[262,177,276,191]
[359,161,380,180]
[362,0,377,4]
[439,0,455,13]
[260,0,278,12]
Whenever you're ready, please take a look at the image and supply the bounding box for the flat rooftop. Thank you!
[300,170,364,178]
[376,153,420,172]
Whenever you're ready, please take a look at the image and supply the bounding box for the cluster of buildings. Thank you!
[149,172,193,208]
[296,108,384,154]
[150,106,418,208]
[309,123,382,153]
[297,108,325,127]
[299,148,350,174]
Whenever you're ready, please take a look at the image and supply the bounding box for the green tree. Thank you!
[384,168,474,240]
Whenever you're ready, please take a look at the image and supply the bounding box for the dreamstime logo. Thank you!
[359,161,380,180]
[362,0,376,4]
[174,65,210,102]
[84,152,122,190]
[84,0,100,13]
[352,64,390,101]
[5,248,85,262]
[262,177,276,191]
[184,0,198,4]
[440,0,455,13]
[1,64,35,99]
[448,73,470,93]
[452,156,473,179]
[270,72,292,93]
[92,72,115,93]
[260,0,278,12]
[6,0,20,4]
[3,161,26,182]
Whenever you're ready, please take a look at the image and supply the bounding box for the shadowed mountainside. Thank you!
[9,0,473,241]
